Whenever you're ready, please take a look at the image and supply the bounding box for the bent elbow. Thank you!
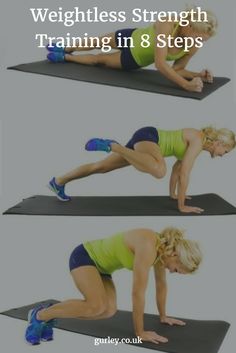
[155,59,166,72]
[156,64,165,73]
[172,66,180,73]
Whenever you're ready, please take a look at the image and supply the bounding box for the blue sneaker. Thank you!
[40,303,56,342]
[25,306,44,345]
[48,177,71,202]
[47,52,65,63]
[41,320,56,342]
[46,43,65,54]
[85,138,117,153]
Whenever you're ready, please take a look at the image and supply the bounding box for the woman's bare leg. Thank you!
[56,154,129,186]
[65,51,122,69]
[95,277,117,319]
[111,141,167,179]
[38,267,117,321]
[62,31,122,68]
[56,141,166,186]
[68,277,117,320]
[65,32,118,53]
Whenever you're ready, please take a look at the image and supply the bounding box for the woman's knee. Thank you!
[87,299,108,316]
[96,53,121,69]
[102,305,117,319]
[95,54,109,65]
[151,163,167,179]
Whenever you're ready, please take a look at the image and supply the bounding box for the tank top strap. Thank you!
[171,22,180,37]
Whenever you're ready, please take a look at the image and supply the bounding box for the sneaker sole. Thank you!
[41,337,54,342]
[47,184,71,202]
[27,309,33,323]
[25,338,41,346]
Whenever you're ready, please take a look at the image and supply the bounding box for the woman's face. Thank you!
[163,254,188,274]
[209,141,231,158]
[194,31,211,42]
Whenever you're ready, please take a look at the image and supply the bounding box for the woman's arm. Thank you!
[154,22,203,92]
[132,235,168,344]
[153,264,186,326]
[132,240,155,335]
[169,160,182,199]
[153,264,167,318]
[173,50,213,83]
[178,140,203,213]
[170,161,192,200]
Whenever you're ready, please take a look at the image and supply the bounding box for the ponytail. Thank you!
[202,126,236,149]
[157,227,202,273]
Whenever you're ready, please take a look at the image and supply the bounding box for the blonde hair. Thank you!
[202,127,236,150]
[187,6,218,36]
[157,227,202,273]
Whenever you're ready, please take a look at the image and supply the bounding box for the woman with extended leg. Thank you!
[25,227,202,345]
[47,7,217,92]
[48,126,236,213]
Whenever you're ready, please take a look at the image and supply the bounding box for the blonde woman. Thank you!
[48,126,236,214]
[25,227,202,345]
[47,7,217,92]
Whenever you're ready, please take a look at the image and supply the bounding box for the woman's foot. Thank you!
[41,319,56,342]
[25,306,45,345]
[48,177,71,201]
[47,52,65,63]
[85,138,118,153]
[46,43,65,54]
[40,303,56,342]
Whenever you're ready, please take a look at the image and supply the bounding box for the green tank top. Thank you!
[130,23,186,67]
[158,129,187,160]
[83,233,134,274]
[84,233,159,275]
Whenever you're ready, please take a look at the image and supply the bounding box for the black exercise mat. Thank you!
[3,194,236,216]
[1,300,230,353]
[8,61,230,100]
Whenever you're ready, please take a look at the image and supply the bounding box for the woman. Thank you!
[48,126,236,214]
[46,7,217,92]
[25,227,202,345]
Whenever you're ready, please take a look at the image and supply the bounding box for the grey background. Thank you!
[0,1,235,352]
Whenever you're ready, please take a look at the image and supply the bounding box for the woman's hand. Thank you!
[179,205,204,214]
[139,331,168,344]
[160,316,186,326]
[200,69,213,83]
[186,77,203,92]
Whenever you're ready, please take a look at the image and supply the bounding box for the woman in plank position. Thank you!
[47,7,217,92]
[25,227,202,345]
[48,126,236,214]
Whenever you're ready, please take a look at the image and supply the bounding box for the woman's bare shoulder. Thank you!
[183,128,202,142]
[124,229,157,248]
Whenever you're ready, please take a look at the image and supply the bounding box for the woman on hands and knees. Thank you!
[25,227,202,345]
[48,126,236,214]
